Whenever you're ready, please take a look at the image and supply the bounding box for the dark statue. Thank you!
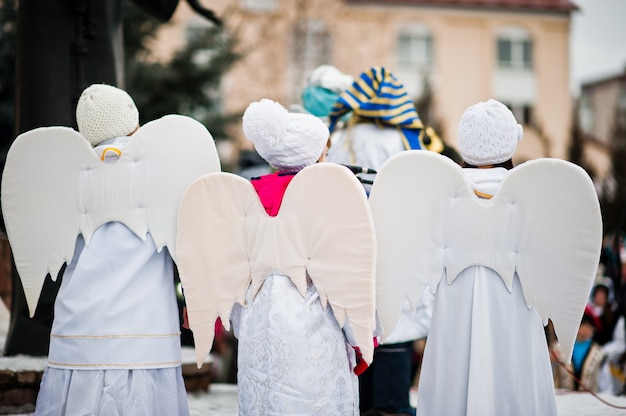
[6,0,219,356]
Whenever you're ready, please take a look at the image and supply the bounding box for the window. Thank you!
[396,24,433,71]
[501,102,533,125]
[293,19,331,79]
[294,20,331,73]
[496,27,533,70]
[395,24,434,98]
[291,19,332,102]
[579,95,594,134]
[493,27,536,115]
[240,0,277,12]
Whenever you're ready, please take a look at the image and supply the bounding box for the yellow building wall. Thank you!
[155,1,574,162]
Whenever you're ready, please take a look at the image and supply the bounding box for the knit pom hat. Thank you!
[242,98,329,171]
[307,65,353,93]
[457,99,523,166]
[302,66,353,118]
[76,84,139,147]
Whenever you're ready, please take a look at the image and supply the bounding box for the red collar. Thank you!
[250,171,297,216]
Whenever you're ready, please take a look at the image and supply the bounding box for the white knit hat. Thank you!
[76,84,139,146]
[242,98,329,171]
[457,99,523,166]
[307,65,354,93]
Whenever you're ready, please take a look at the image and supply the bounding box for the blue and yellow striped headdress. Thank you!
[328,67,424,150]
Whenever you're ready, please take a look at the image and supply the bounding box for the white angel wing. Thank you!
[176,163,377,368]
[2,127,96,316]
[500,158,602,361]
[1,114,220,317]
[368,150,472,340]
[125,114,221,259]
[369,151,601,360]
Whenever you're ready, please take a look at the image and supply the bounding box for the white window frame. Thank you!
[496,26,533,70]
[240,0,278,13]
[396,23,433,71]
[395,23,434,98]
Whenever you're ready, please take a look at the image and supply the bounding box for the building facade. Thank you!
[157,0,577,164]
[578,69,626,188]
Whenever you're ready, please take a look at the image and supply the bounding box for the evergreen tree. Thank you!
[0,1,240,355]
[0,0,16,168]
[0,2,240,166]
[123,2,241,148]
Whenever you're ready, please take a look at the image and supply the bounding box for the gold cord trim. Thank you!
[51,332,180,339]
[473,190,493,199]
[100,147,122,161]
[48,360,182,368]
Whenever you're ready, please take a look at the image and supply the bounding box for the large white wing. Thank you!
[176,163,377,368]
[500,158,602,361]
[368,150,472,340]
[125,114,221,260]
[2,127,96,317]
[369,151,602,360]
[1,114,220,317]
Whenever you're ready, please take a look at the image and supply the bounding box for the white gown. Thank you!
[175,164,377,416]
[34,137,189,416]
[231,275,359,415]
[1,115,220,416]
[368,152,601,416]
[416,168,556,415]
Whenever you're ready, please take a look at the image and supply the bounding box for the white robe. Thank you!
[34,137,189,416]
[231,274,359,416]
[415,168,557,416]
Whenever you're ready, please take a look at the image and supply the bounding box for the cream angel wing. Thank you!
[176,172,258,368]
[369,150,602,361]
[1,114,219,317]
[280,163,377,365]
[176,163,377,368]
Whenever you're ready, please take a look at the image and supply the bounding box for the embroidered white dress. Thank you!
[231,275,359,415]
[175,164,377,416]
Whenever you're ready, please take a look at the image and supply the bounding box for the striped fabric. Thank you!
[328,67,424,150]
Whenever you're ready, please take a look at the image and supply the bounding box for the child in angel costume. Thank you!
[175,98,377,415]
[368,99,602,415]
[1,84,220,415]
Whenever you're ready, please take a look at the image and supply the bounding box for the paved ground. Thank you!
[194,386,626,416]
[7,382,626,415]
[185,385,626,416]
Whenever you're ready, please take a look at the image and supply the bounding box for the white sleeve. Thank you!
[603,316,625,363]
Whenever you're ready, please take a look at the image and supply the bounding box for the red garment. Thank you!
[251,172,297,217]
